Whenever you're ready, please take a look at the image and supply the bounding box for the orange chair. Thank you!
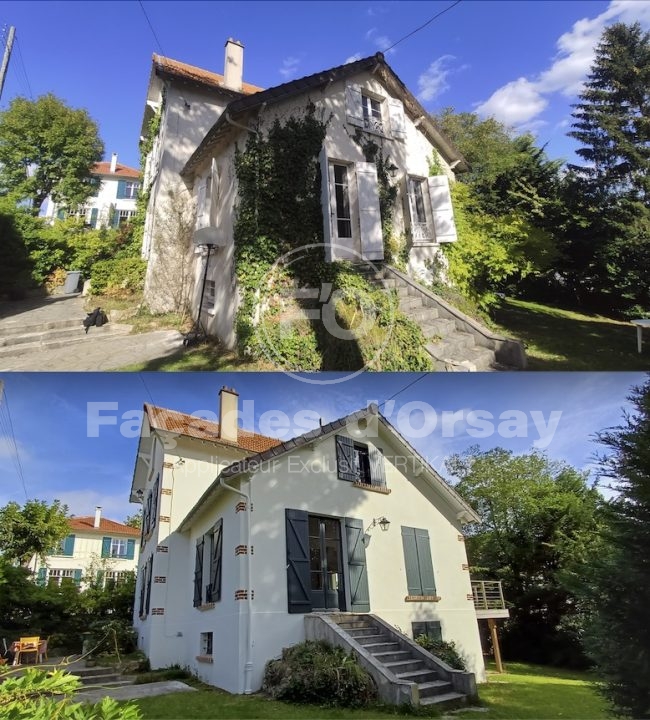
[14,636,40,665]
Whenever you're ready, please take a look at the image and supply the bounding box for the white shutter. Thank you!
[196,179,207,230]
[356,162,384,261]
[427,175,457,243]
[320,148,334,262]
[345,84,364,127]
[209,158,219,225]
[388,97,406,140]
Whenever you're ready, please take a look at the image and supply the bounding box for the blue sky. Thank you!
[0,372,644,522]
[2,1,650,170]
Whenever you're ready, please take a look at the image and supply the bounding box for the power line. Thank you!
[138,0,166,57]
[378,373,430,410]
[383,0,463,54]
[138,373,156,406]
[14,33,33,99]
[0,382,28,500]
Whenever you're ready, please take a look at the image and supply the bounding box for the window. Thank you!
[407,177,433,242]
[102,536,135,559]
[353,444,371,485]
[104,571,128,589]
[401,526,437,599]
[200,632,213,656]
[203,280,216,313]
[110,538,127,558]
[332,164,352,239]
[361,94,383,133]
[47,568,82,587]
[335,435,386,488]
[113,209,134,228]
[124,181,139,199]
[412,620,442,643]
[56,534,75,556]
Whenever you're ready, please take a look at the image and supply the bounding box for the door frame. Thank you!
[307,512,350,612]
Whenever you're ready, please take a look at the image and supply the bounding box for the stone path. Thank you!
[75,679,197,703]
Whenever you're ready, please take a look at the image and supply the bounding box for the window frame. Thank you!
[361,93,384,134]
[110,537,128,558]
[331,163,353,240]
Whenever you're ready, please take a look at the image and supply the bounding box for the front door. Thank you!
[308,515,343,610]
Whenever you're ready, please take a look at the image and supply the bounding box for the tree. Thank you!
[0,94,103,213]
[0,500,70,566]
[580,380,650,717]
[446,447,604,667]
[123,512,142,529]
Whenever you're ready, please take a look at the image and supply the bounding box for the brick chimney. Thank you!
[110,153,118,173]
[219,386,239,444]
[94,506,102,528]
[223,38,244,92]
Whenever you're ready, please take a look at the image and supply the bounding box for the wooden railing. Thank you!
[471,580,506,611]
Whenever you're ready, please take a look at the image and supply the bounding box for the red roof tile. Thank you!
[144,404,281,453]
[153,54,263,96]
[92,162,140,179]
[68,517,140,536]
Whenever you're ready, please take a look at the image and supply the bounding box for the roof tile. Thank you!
[68,517,140,536]
[92,162,140,179]
[153,54,263,96]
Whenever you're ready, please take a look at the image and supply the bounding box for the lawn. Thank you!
[132,662,610,720]
[493,297,650,370]
[118,343,273,371]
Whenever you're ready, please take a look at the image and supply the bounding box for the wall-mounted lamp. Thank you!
[175,457,185,467]
[367,516,391,532]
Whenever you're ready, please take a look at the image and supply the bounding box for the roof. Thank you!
[144,403,282,453]
[182,52,468,178]
[68,516,140,536]
[92,162,140,179]
[179,404,480,532]
[152,54,263,96]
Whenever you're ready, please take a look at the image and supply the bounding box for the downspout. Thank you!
[218,471,254,694]
[224,111,259,135]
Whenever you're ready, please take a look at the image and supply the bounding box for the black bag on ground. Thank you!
[83,308,109,333]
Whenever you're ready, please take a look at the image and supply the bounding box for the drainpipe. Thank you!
[218,471,254,694]
[224,111,258,135]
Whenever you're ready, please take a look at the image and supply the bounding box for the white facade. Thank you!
[33,509,140,590]
[131,393,485,695]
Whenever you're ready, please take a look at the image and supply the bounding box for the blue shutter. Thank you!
[101,537,111,558]
[345,517,370,612]
[285,509,311,614]
[73,569,82,585]
[63,534,75,556]
[90,208,98,228]
[112,209,120,228]
[415,529,436,595]
[401,526,423,595]
[336,435,357,482]
[116,180,127,199]
[126,539,136,560]
[37,568,47,586]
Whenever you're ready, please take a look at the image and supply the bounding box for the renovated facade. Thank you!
[44,153,140,229]
[33,508,140,589]
[138,43,466,349]
[131,387,486,699]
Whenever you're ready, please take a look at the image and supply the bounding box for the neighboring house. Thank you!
[43,153,140,229]
[130,387,490,701]
[33,508,140,589]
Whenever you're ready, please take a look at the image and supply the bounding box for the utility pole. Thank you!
[0,26,16,102]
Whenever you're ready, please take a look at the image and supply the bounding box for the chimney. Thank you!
[223,38,244,92]
[94,506,102,528]
[110,153,118,173]
[219,386,239,444]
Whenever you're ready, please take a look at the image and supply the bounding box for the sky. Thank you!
[2,1,650,170]
[0,371,645,523]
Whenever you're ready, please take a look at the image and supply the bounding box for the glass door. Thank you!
[308,515,343,610]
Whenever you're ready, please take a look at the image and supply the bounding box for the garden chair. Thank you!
[14,636,40,665]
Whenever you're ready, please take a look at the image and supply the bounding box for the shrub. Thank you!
[262,640,376,708]
[415,635,467,671]
[88,618,138,656]
[90,257,146,296]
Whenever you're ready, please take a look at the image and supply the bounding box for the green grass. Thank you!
[131,663,610,720]
[493,297,650,370]
[118,342,272,372]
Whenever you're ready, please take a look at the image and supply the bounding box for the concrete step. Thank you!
[398,296,424,311]
[0,318,81,336]
[73,666,119,678]
[384,658,426,673]
[427,341,496,372]
[401,306,439,323]
[418,680,454,698]
[346,627,382,638]
[79,672,124,686]
[395,668,439,683]
[0,324,93,347]
[0,324,132,359]
[371,650,412,664]
[423,317,457,338]
[420,691,467,706]
[337,620,373,630]
[355,633,390,645]
[365,641,401,654]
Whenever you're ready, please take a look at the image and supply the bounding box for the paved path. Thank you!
[76,680,197,703]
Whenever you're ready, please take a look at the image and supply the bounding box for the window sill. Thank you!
[196,655,213,664]
[405,595,441,602]
[352,481,391,495]
[197,603,215,612]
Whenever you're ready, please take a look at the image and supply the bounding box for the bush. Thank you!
[262,640,376,708]
[88,618,138,656]
[414,635,467,671]
[90,257,146,296]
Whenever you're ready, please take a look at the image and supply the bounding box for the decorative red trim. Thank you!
[151,608,165,615]
[154,576,166,583]
[156,545,169,553]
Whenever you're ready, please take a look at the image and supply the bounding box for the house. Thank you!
[138,44,467,349]
[33,507,140,589]
[43,153,141,229]
[130,387,492,704]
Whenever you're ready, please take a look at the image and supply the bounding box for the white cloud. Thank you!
[345,53,362,64]
[417,55,457,102]
[365,27,396,55]
[279,56,300,80]
[475,0,650,128]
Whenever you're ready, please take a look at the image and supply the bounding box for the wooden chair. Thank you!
[38,637,48,663]
[14,636,40,665]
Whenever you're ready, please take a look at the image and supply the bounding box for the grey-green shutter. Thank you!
[151,475,159,531]
[415,528,436,595]
[63,534,75,556]
[116,180,127,199]
[369,445,386,488]
[37,568,47,586]
[336,435,357,481]
[90,208,98,227]
[101,537,111,558]
[401,526,423,595]
[145,555,153,614]
[193,537,204,607]
[73,569,82,585]
[285,509,311,614]
[207,519,222,603]
[138,564,146,616]
[126,539,136,560]
[345,517,370,612]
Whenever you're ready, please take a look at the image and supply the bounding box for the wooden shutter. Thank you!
[345,517,370,612]
[415,528,436,595]
[345,84,364,127]
[208,519,223,603]
[37,568,47,586]
[336,435,357,482]
[193,537,204,607]
[356,162,384,261]
[369,445,386,488]
[388,97,406,140]
[402,526,437,596]
[427,175,457,243]
[101,537,111,558]
[126,539,136,560]
[89,208,98,228]
[151,475,160,531]
[116,180,127,199]
[73,569,82,585]
[63,534,75,556]
[285,509,311,614]
[145,555,153,614]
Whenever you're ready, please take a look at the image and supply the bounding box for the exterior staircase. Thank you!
[71,664,137,698]
[358,264,526,371]
[305,613,476,708]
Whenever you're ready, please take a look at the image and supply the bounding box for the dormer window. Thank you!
[353,443,371,484]
[362,95,383,133]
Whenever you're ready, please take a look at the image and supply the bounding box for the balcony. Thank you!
[471,580,510,619]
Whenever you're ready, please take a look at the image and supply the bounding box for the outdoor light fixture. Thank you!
[378,516,390,531]
[175,457,185,467]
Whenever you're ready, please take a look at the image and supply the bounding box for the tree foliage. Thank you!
[0,94,103,213]
[0,500,70,566]
[447,447,604,667]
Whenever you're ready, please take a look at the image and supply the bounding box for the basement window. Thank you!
[201,632,213,656]
[412,620,442,643]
